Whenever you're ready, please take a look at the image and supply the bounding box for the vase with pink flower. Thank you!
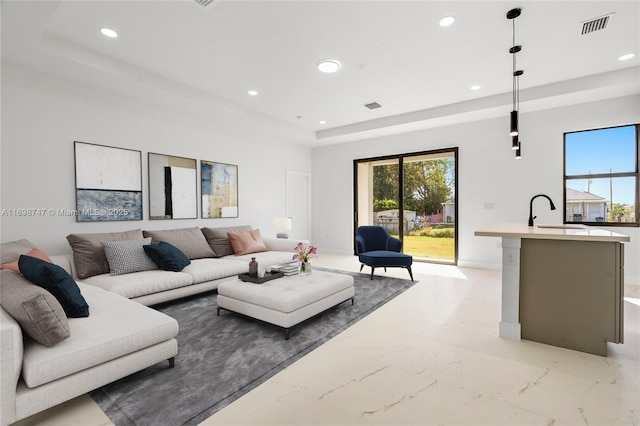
[293,242,317,276]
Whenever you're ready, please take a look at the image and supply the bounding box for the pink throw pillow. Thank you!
[0,247,53,273]
[227,229,268,256]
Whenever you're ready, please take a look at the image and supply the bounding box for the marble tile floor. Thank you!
[13,254,639,426]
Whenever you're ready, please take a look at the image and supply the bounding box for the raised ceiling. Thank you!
[2,0,639,145]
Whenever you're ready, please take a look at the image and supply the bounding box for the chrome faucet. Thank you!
[528,194,556,226]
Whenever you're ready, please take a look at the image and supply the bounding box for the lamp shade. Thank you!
[273,217,292,238]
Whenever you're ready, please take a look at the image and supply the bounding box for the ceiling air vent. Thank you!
[578,13,614,35]
[363,102,382,110]
[192,0,216,9]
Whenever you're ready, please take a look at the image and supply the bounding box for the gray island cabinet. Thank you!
[475,223,630,356]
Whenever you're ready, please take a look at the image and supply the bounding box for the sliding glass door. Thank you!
[354,148,458,264]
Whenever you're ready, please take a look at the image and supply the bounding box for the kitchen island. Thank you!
[475,223,630,356]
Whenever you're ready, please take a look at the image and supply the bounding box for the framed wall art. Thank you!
[148,152,197,220]
[74,141,143,222]
[201,160,238,218]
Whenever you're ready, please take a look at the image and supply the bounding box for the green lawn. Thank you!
[392,234,455,260]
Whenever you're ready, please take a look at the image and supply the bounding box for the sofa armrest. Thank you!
[263,238,309,252]
[1,308,23,426]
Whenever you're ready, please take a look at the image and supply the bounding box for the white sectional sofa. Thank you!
[0,226,302,425]
[69,226,300,306]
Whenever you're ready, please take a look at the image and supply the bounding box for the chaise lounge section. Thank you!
[0,251,179,426]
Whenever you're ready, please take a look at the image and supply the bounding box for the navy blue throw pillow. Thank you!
[18,255,90,318]
[143,242,191,272]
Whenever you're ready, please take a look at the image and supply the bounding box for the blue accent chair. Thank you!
[355,226,414,281]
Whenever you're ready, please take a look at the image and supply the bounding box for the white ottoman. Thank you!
[217,270,355,339]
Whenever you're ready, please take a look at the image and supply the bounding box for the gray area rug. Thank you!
[91,268,416,426]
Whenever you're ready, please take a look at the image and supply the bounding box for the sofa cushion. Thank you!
[102,238,158,276]
[201,225,252,257]
[142,227,215,259]
[81,269,194,299]
[228,228,268,256]
[1,247,52,273]
[183,258,250,284]
[144,242,191,272]
[20,282,179,388]
[0,239,35,264]
[0,270,70,347]
[66,229,144,279]
[19,255,90,318]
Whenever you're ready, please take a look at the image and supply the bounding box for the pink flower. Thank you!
[292,242,317,263]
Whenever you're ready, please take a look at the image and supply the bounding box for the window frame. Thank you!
[353,147,459,264]
[563,123,639,227]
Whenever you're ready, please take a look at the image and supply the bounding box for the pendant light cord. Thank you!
[512,18,517,112]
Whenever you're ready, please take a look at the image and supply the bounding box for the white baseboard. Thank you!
[457,259,501,271]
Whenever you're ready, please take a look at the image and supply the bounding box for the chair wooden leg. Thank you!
[359,264,364,272]
[370,266,375,280]
[406,265,414,281]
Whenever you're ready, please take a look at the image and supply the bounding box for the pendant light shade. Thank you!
[510,111,519,137]
[515,141,522,159]
[511,135,519,150]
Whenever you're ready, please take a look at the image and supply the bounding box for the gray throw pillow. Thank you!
[201,226,252,257]
[0,270,71,347]
[143,227,215,259]
[102,238,158,276]
[66,229,144,279]
[1,239,36,264]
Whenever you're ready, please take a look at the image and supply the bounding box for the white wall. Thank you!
[312,95,640,285]
[3,63,637,284]
[0,64,312,255]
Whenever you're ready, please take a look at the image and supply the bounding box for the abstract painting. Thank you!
[74,142,142,222]
[148,153,197,220]
[201,160,238,218]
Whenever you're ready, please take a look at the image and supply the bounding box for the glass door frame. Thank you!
[353,147,459,265]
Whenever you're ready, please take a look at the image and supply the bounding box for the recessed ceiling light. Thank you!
[319,120,326,125]
[439,16,455,27]
[316,59,341,73]
[247,90,258,96]
[100,27,118,38]
[470,85,481,91]
[619,53,635,61]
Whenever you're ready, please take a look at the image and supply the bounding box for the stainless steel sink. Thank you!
[536,224,586,229]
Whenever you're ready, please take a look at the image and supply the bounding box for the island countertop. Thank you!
[474,222,630,243]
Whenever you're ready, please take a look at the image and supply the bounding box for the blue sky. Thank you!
[565,125,637,205]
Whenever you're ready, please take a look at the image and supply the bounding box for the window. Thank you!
[564,124,639,226]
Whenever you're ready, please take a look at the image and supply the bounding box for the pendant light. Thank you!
[507,8,524,157]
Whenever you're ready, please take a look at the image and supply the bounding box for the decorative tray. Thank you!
[238,271,284,284]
